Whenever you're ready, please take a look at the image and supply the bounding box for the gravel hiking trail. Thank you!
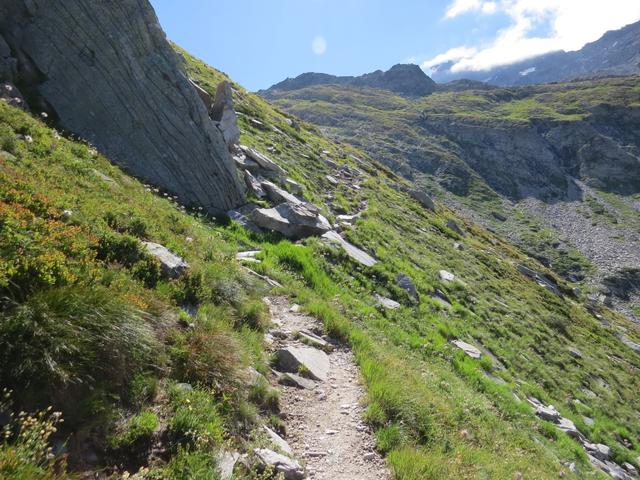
[266,296,390,480]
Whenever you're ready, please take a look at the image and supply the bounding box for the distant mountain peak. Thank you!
[430,19,640,86]
[262,63,436,97]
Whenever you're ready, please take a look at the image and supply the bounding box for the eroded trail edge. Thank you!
[265,296,390,480]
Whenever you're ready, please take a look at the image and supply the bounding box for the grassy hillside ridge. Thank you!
[263,76,640,321]
[0,47,638,480]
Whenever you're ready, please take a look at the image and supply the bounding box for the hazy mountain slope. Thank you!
[263,78,640,322]
[431,20,640,85]
[2,37,640,479]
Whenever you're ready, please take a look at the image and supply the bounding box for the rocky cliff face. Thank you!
[262,64,436,97]
[418,108,640,200]
[0,0,244,213]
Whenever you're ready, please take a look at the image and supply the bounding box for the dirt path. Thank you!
[265,296,390,480]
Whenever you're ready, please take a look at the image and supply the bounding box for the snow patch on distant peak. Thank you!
[519,67,536,76]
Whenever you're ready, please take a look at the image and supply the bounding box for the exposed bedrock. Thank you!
[0,0,245,213]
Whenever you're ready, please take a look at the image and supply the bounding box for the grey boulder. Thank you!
[374,294,401,309]
[584,442,611,461]
[188,78,213,110]
[409,189,435,210]
[252,202,331,238]
[143,242,188,278]
[396,273,420,303]
[439,270,456,282]
[446,219,466,237]
[264,426,293,455]
[254,448,304,480]
[216,451,240,480]
[278,372,316,389]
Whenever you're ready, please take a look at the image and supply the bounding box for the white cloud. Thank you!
[312,35,327,55]
[429,0,640,73]
[445,0,498,18]
[481,1,497,14]
[423,46,478,69]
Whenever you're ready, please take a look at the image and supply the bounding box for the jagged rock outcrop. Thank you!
[211,81,240,148]
[0,0,244,213]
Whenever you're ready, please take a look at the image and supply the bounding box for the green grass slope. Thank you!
[0,49,638,479]
[264,77,640,314]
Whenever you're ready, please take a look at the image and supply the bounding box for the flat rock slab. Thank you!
[254,448,304,480]
[264,426,293,455]
[585,442,611,461]
[236,250,261,263]
[228,205,263,233]
[618,334,640,355]
[374,293,401,309]
[451,340,482,359]
[244,170,266,198]
[261,180,302,205]
[322,230,377,267]
[336,212,361,223]
[298,329,331,351]
[241,145,286,176]
[216,451,240,480]
[143,242,188,278]
[439,270,456,282]
[0,1,245,213]
[276,346,330,381]
[278,372,316,389]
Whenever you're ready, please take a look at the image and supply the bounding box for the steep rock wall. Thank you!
[0,0,245,213]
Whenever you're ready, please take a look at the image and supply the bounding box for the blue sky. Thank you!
[150,0,640,91]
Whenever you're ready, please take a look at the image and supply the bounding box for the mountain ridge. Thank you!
[430,19,640,85]
[262,63,437,97]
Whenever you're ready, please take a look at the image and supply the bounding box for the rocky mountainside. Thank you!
[432,19,640,85]
[1,2,640,480]
[263,77,640,322]
[262,63,437,97]
[0,0,244,213]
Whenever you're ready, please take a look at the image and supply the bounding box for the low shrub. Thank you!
[239,299,269,331]
[108,410,158,451]
[0,286,158,416]
[150,447,220,480]
[168,386,224,449]
[170,309,245,394]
